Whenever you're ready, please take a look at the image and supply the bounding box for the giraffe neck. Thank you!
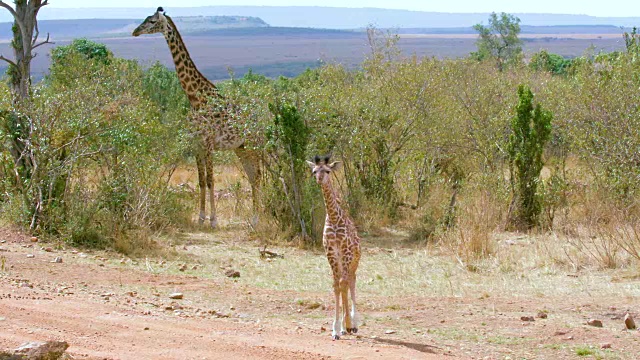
[164,16,220,107]
[320,180,344,225]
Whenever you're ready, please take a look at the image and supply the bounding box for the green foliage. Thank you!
[142,62,189,116]
[264,101,318,243]
[529,50,571,75]
[508,85,553,230]
[4,25,640,255]
[0,41,190,250]
[472,12,523,71]
[51,38,112,65]
[623,26,640,57]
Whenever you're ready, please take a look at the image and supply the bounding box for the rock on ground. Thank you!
[8,340,70,360]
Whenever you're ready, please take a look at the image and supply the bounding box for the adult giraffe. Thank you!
[133,7,261,228]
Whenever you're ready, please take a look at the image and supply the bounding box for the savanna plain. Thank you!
[1,20,640,360]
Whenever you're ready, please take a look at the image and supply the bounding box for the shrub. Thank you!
[507,85,553,230]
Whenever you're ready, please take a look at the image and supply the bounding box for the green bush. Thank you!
[508,85,553,230]
[0,41,191,251]
[529,50,571,75]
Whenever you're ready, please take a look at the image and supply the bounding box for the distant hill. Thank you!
[18,6,640,29]
[0,15,268,40]
[397,25,631,35]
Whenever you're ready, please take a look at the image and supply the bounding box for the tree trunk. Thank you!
[0,0,51,102]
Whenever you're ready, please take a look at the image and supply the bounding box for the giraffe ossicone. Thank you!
[308,155,361,340]
[132,7,262,228]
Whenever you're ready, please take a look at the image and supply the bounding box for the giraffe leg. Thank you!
[205,152,217,228]
[340,277,351,335]
[234,147,261,226]
[195,151,207,225]
[332,279,342,340]
[348,274,358,334]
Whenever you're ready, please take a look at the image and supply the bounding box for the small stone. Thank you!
[44,247,53,252]
[51,256,63,263]
[537,312,548,319]
[601,343,612,349]
[520,316,535,322]
[587,319,603,327]
[30,236,38,242]
[26,254,35,258]
[225,269,240,278]
[14,341,69,358]
[169,292,184,299]
[0,246,7,252]
[179,264,187,272]
[554,330,568,336]
[384,330,396,334]
[320,326,326,332]
[624,313,636,330]
[144,327,149,330]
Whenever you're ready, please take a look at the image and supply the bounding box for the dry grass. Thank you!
[153,164,640,301]
[110,227,640,302]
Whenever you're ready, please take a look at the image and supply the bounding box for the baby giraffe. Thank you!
[308,155,361,340]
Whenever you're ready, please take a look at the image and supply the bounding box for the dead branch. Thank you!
[35,0,49,11]
[0,54,16,67]
[32,33,53,50]
[259,245,284,259]
[0,1,26,44]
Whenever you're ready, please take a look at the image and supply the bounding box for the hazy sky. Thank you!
[48,0,640,18]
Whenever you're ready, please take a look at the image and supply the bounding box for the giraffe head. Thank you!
[307,155,341,185]
[132,7,169,37]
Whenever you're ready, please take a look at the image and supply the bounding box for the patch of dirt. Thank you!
[1,227,640,359]
[0,230,446,360]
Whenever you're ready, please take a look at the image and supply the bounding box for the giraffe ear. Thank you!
[329,161,341,171]
[306,160,316,169]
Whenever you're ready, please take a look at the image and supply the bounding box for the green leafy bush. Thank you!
[508,85,553,230]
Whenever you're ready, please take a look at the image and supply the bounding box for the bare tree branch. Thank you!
[0,54,16,67]
[0,1,18,18]
[35,0,49,11]
[0,1,27,45]
[32,33,52,50]
[31,10,40,46]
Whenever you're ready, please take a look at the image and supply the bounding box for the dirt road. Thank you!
[0,230,446,359]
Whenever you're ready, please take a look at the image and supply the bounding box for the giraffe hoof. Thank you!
[341,330,347,336]
[332,335,340,341]
[347,327,358,334]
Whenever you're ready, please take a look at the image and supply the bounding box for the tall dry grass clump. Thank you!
[441,187,505,270]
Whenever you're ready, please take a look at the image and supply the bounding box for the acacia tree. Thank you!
[0,0,53,230]
[0,0,52,100]
[472,12,523,71]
